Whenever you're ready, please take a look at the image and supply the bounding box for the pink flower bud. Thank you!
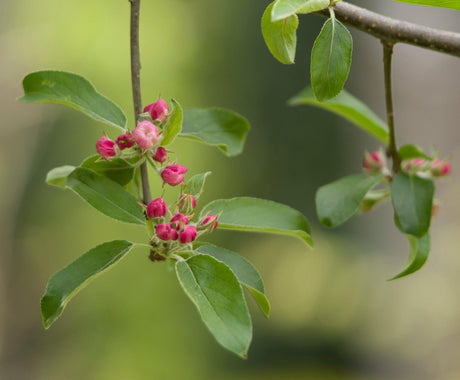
[132,121,159,150]
[179,193,197,215]
[155,224,178,241]
[147,198,167,218]
[144,98,169,123]
[199,214,218,231]
[115,133,135,150]
[161,164,188,186]
[363,150,386,174]
[179,225,197,244]
[152,147,168,163]
[170,213,189,231]
[96,136,116,160]
[402,158,427,173]
[431,159,451,177]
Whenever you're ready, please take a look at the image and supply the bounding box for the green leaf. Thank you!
[288,87,389,143]
[316,174,385,227]
[176,255,252,358]
[46,165,76,188]
[181,108,250,157]
[200,197,312,247]
[197,245,270,317]
[393,0,460,10]
[66,168,145,225]
[161,99,183,146]
[391,172,434,237]
[41,240,134,328]
[389,234,430,280]
[81,155,135,186]
[184,172,212,198]
[311,18,353,102]
[398,144,430,161]
[262,2,299,65]
[19,71,127,130]
[271,0,330,21]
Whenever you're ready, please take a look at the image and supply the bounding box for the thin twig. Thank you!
[129,0,151,204]
[316,2,460,58]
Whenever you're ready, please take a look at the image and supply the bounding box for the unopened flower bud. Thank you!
[153,147,167,163]
[402,158,427,173]
[363,150,386,174]
[116,133,135,150]
[156,224,178,241]
[144,98,169,123]
[431,159,451,177]
[161,164,188,186]
[180,225,197,244]
[179,193,197,215]
[199,214,218,231]
[147,198,167,218]
[170,213,189,231]
[132,121,159,150]
[96,136,116,160]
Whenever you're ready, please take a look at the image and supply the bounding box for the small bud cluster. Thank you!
[362,149,389,175]
[401,157,451,178]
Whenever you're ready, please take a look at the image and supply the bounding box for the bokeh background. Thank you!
[1,0,460,379]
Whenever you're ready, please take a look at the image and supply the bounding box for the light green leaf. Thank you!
[197,245,270,317]
[185,172,212,198]
[398,144,430,161]
[161,99,183,146]
[389,234,430,280]
[311,18,353,102]
[289,87,389,143]
[46,165,76,188]
[393,0,460,10]
[66,168,145,225]
[176,254,252,358]
[316,174,385,227]
[271,0,330,21]
[41,240,134,328]
[81,155,135,186]
[262,2,299,65]
[181,108,250,157]
[391,172,434,237]
[200,197,312,247]
[19,71,127,129]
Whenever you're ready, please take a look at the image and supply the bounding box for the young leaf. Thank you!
[66,168,145,225]
[185,172,212,198]
[393,0,460,10]
[316,174,385,227]
[391,173,434,237]
[176,255,252,358]
[261,2,299,65]
[181,108,250,157]
[288,87,389,143]
[161,99,183,146]
[46,165,76,188]
[398,144,430,161]
[19,71,127,130]
[311,18,353,102]
[41,240,134,328]
[200,197,312,247]
[81,155,135,186]
[197,245,270,317]
[271,0,330,21]
[389,234,430,280]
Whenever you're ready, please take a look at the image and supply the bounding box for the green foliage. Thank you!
[160,98,183,146]
[393,0,460,10]
[398,144,430,160]
[181,108,250,156]
[176,255,252,358]
[41,240,134,328]
[81,155,136,186]
[46,165,76,188]
[271,0,330,21]
[201,197,312,247]
[289,87,389,143]
[19,71,127,129]
[389,234,431,280]
[184,172,212,198]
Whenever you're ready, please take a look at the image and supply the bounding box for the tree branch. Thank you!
[129,0,151,204]
[316,2,460,58]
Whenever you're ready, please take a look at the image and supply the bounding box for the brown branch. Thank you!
[316,2,460,58]
[129,0,151,204]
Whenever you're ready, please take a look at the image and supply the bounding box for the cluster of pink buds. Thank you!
[402,157,451,177]
[363,149,388,175]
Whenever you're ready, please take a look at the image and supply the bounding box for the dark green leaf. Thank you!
[176,255,252,358]
[161,99,183,146]
[66,168,145,225]
[181,108,250,157]
[271,0,330,21]
[41,240,134,328]
[19,71,127,129]
[197,245,270,317]
[316,174,385,227]
[393,0,460,10]
[201,197,312,247]
[46,165,76,188]
[311,18,353,102]
[185,172,212,198]
[389,234,430,280]
[262,2,299,65]
[289,87,389,143]
[391,172,434,237]
[398,144,430,161]
[81,155,135,186]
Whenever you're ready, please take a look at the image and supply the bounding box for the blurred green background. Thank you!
[1,0,460,379]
